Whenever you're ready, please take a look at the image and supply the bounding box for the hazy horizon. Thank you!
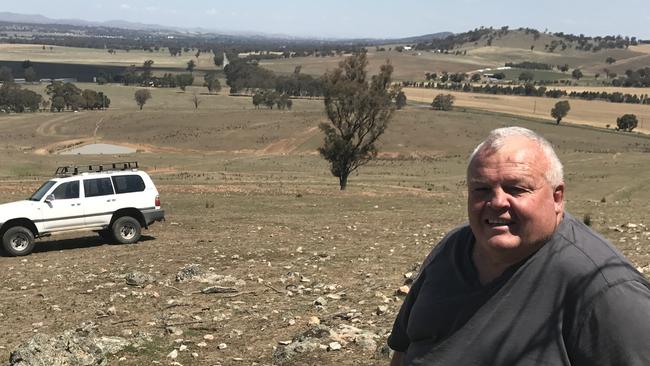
[2,0,650,39]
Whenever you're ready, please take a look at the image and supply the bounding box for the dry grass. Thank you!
[405,88,650,133]
[0,44,218,70]
[1,92,650,364]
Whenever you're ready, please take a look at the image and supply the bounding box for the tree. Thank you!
[142,60,154,80]
[470,73,481,82]
[203,71,221,94]
[213,53,224,67]
[24,67,38,82]
[191,92,201,109]
[395,90,407,109]
[318,52,396,190]
[518,71,535,82]
[571,69,583,80]
[176,73,194,91]
[606,57,616,64]
[550,100,570,124]
[134,89,152,110]
[616,114,638,132]
[186,60,196,73]
[0,66,14,82]
[51,96,65,112]
[431,94,455,111]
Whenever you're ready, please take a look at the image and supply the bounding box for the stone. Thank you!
[396,285,410,295]
[167,349,178,359]
[175,264,203,282]
[328,342,342,351]
[313,297,327,306]
[308,316,321,326]
[125,272,155,287]
[9,325,131,366]
[217,343,227,350]
[376,305,389,315]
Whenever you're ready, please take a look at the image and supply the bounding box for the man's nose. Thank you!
[487,188,510,209]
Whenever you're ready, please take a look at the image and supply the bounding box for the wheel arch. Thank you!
[111,208,146,229]
[0,218,38,237]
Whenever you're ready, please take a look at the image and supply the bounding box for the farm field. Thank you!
[404,87,650,133]
[0,44,218,70]
[1,85,650,365]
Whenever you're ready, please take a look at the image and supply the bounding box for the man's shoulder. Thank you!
[419,223,473,270]
[549,212,646,287]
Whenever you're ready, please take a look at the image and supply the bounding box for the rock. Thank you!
[328,342,342,351]
[203,334,214,341]
[125,272,155,287]
[308,316,321,326]
[9,325,130,366]
[166,327,183,336]
[313,297,327,306]
[396,285,410,296]
[200,286,238,294]
[167,349,178,359]
[176,264,203,282]
[376,305,389,315]
[217,343,227,350]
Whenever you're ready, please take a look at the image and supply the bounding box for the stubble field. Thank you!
[0,85,650,365]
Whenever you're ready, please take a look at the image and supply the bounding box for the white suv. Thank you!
[0,162,164,256]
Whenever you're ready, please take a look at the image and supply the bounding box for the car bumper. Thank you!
[142,208,165,226]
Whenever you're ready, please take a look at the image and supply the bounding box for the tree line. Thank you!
[224,60,324,97]
[401,81,650,105]
[0,80,110,113]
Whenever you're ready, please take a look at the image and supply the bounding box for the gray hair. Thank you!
[468,126,564,187]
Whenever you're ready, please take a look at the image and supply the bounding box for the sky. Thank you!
[4,0,650,39]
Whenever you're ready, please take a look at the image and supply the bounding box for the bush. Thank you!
[431,94,454,111]
[616,114,638,132]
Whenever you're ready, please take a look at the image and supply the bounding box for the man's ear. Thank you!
[553,183,565,213]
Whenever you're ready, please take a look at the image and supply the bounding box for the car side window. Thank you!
[51,181,80,200]
[83,178,115,197]
[112,175,145,194]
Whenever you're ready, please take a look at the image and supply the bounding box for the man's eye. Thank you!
[506,186,528,195]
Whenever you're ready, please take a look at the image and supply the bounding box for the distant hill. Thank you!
[0,11,174,31]
[0,11,452,43]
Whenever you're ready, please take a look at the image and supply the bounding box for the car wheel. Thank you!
[2,226,35,256]
[112,216,141,244]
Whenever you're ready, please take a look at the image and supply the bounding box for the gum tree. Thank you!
[319,52,397,190]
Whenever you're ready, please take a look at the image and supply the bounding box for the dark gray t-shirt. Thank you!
[388,213,650,365]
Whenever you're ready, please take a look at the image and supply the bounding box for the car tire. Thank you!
[112,216,141,244]
[2,226,35,256]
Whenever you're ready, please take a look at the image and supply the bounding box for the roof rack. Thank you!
[55,161,139,176]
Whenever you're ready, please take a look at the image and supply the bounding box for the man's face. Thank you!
[467,137,564,257]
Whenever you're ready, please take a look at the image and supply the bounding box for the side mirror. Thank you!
[45,194,55,203]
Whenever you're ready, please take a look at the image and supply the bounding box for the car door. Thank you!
[82,177,117,226]
[39,180,85,231]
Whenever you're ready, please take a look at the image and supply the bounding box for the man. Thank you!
[388,127,650,365]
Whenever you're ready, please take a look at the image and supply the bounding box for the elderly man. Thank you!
[388,127,650,365]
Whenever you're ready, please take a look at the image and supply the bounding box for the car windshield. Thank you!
[29,181,56,201]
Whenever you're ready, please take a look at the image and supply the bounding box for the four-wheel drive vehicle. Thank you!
[0,162,164,256]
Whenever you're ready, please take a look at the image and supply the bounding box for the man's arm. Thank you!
[390,351,404,366]
[572,280,650,365]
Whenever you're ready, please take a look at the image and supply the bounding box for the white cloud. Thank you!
[206,8,218,15]
[120,4,131,10]
[145,6,159,12]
